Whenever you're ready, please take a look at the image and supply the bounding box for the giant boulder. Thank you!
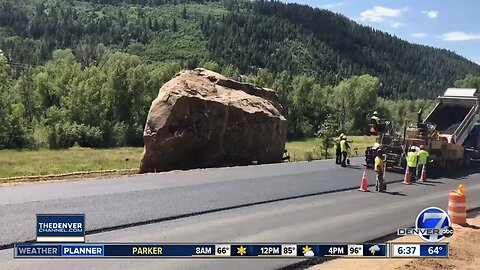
[140,68,287,173]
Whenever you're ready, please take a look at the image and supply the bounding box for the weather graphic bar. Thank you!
[13,243,399,258]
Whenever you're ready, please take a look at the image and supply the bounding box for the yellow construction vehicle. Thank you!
[366,88,480,173]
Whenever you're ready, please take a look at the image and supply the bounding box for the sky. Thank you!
[283,0,480,65]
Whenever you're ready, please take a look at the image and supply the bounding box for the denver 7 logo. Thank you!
[416,207,452,242]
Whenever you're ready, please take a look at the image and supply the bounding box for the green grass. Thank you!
[0,147,144,178]
[0,136,376,179]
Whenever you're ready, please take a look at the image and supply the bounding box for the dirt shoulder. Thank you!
[311,215,480,270]
[0,169,138,187]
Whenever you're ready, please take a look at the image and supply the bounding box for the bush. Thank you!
[113,122,128,147]
[125,123,144,147]
[31,124,50,149]
[76,125,103,148]
[201,61,221,72]
[114,122,144,147]
[47,123,104,149]
[304,151,314,162]
[48,123,77,149]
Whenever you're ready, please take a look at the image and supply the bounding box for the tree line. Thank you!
[0,48,183,149]
[3,48,470,149]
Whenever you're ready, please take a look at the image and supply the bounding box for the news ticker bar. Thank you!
[14,243,448,258]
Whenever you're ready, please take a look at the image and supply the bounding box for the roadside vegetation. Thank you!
[0,136,375,179]
[0,147,143,179]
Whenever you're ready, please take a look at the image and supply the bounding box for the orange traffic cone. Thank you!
[359,168,368,192]
[420,165,427,182]
[403,167,412,185]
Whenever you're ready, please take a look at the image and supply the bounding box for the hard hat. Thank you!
[373,111,378,115]
[340,133,345,137]
[343,136,347,140]
[410,146,416,151]
[419,145,425,150]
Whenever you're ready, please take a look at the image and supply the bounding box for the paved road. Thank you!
[0,158,378,246]
[1,158,480,270]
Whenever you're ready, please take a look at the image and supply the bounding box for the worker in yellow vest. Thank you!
[407,146,418,183]
[340,135,350,167]
[416,145,429,180]
[374,151,386,192]
[335,133,344,165]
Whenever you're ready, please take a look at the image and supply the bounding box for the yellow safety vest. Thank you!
[335,141,340,150]
[340,140,346,152]
[374,156,384,172]
[417,150,429,165]
[407,152,418,167]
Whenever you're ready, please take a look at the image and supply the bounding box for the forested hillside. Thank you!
[0,0,479,149]
[202,1,480,98]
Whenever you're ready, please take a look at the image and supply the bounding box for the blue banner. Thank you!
[420,244,449,257]
[15,243,397,258]
[36,214,85,242]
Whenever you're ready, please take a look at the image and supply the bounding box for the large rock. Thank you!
[140,68,287,173]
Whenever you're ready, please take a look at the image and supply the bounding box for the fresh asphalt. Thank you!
[1,158,479,270]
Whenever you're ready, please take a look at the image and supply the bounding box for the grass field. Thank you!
[286,136,376,161]
[0,147,144,179]
[0,136,376,179]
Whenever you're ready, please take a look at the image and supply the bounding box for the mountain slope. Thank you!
[0,0,478,99]
[202,1,480,98]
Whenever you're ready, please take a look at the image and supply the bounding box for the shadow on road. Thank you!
[415,182,438,186]
[460,223,480,230]
[422,180,444,184]
[382,191,407,196]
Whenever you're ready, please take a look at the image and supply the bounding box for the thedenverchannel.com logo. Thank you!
[397,207,454,242]
[36,214,85,242]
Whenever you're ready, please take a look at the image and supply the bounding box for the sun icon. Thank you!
[237,246,247,256]
[302,245,312,254]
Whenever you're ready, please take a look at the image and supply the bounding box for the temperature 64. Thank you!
[428,246,443,255]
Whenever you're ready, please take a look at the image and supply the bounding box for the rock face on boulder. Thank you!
[140,68,287,173]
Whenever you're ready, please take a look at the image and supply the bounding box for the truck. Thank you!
[365,88,480,172]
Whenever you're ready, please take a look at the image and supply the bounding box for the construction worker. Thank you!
[371,111,380,124]
[370,111,380,134]
[335,133,344,164]
[374,150,386,192]
[407,146,418,183]
[340,135,350,167]
[416,145,429,180]
[282,149,291,162]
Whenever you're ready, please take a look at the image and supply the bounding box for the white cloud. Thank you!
[360,6,404,23]
[390,22,402,28]
[322,2,346,9]
[422,10,438,19]
[412,33,428,38]
[441,32,480,41]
